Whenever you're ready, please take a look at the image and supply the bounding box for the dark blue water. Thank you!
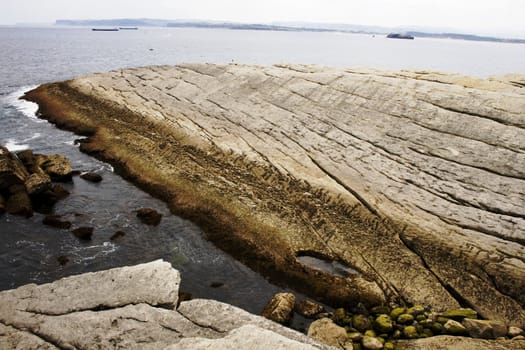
[1,26,524,320]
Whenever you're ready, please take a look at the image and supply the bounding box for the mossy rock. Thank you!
[353,314,371,332]
[333,308,346,324]
[397,313,414,325]
[375,314,394,333]
[431,322,444,334]
[421,328,434,338]
[384,341,395,350]
[403,325,419,339]
[407,305,425,316]
[440,308,477,320]
[371,306,390,315]
[390,307,406,320]
[364,329,376,337]
[347,332,363,342]
[437,316,449,325]
[415,314,426,322]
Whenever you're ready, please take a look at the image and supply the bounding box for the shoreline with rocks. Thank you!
[13,63,525,348]
[1,260,523,349]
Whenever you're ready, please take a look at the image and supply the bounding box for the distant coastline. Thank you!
[55,18,525,44]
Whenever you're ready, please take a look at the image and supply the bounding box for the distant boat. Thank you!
[119,27,138,30]
[92,28,119,32]
[387,33,415,40]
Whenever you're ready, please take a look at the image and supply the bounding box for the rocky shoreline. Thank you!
[18,63,525,347]
[1,261,523,349]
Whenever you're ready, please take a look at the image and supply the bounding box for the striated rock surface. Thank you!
[23,64,525,327]
[0,260,334,350]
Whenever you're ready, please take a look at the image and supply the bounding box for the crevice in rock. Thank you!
[421,99,524,129]
[397,231,472,309]
[305,154,380,217]
[176,309,227,335]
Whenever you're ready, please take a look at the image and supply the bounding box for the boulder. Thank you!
[5,191,32,217]
[34,154,72,182]
[24,172,52,195]
[80,172,103,183]
[295,300,325,318]
[308,318,348,348]
[0,147,29,190]
[462,319,507,339]
[262,292,296,325]
[136,207,162,226]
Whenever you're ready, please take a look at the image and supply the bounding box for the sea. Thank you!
[1,26,524,325]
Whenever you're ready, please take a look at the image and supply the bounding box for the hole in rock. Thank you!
[295,251,361,278]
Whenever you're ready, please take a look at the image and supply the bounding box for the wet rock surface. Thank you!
[22,64,525,331]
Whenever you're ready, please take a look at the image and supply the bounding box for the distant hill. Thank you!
[55,19,525,44]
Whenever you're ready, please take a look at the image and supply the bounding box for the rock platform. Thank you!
[22,64,525,329]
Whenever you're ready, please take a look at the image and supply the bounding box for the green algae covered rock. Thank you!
[403,325,418,339]
[407,305,425,316]
[440,308,477,320]
[397,314,414,325]
[353,314,371,332]
[375,314,394,333]
[390,307,406,320]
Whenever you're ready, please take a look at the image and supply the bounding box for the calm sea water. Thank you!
[1,26,524,321]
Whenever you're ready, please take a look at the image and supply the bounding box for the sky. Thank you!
[2,0,525,37]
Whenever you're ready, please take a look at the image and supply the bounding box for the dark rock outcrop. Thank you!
[72,226,94,240]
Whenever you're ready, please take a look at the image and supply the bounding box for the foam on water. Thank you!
[4,86,41,121]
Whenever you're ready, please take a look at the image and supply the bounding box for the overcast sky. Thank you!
[2,0,524,37]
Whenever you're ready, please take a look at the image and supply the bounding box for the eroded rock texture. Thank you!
[24,64,525,327]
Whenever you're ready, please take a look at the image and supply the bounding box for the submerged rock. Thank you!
[80,172,103,183]
[42,215,72,229]
[110,230,126,240]
[262,292,296,325]
[136,207,162,226]
[71,226,94,240]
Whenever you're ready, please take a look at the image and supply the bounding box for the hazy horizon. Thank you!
[1,0,525,39]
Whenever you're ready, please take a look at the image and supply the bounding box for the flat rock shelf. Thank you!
[23,64,525,330]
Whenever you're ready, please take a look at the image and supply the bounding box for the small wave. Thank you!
[4,139,30,151]
[3,86,43,122]
[71,241,119,263]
